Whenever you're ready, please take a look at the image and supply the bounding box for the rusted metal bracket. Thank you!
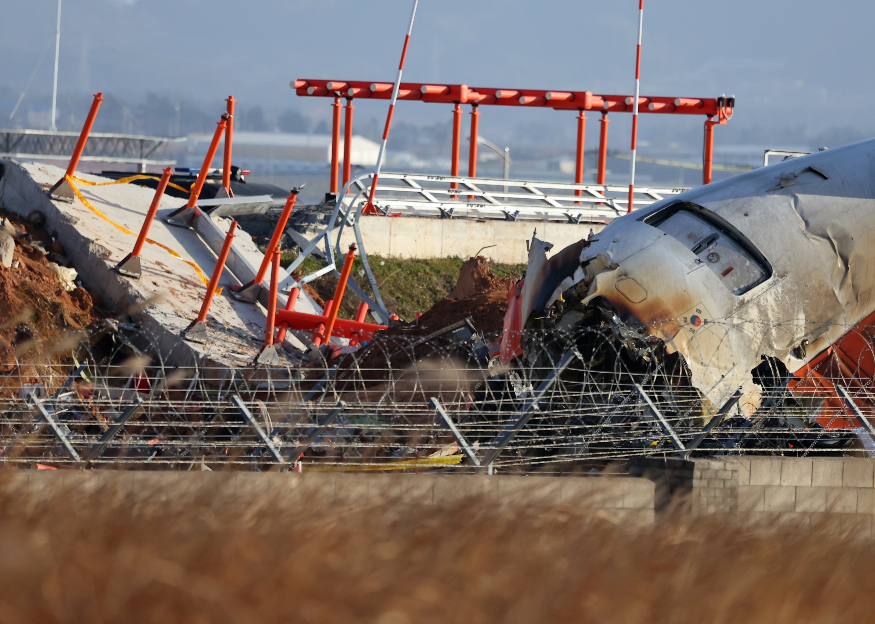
[430,398,480,467]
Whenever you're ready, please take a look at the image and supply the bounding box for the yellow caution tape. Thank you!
[65,175,218,292]
[307,454,465,472]
[72,174,192,194]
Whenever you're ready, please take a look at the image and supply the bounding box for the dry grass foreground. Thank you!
[0,473,872,623]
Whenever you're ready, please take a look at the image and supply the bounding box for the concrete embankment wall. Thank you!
[334,217,602,265]
[0,471,655,524]
[631,456,875,534]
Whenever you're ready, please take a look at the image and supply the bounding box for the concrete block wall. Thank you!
[0,472,656,525]
[335,216,603,265]
[728,457,875,532]
[627,457,739,516]
[629,456,875,532]
[691,458,740,516]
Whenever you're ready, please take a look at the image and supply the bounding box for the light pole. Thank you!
[50,0,62,131]
[475,135,512,197]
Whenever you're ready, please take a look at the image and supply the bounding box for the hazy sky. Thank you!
[2,0,873,147]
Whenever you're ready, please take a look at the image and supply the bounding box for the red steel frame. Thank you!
[574,110,586,202]
[330,96,341,194]
[295,79,734,194]
[63,92,104,180]
[129,167,172,259]
[222,96,235,197]
[450,102,462,197]
[342,98,354,189]
[185,114,228,210]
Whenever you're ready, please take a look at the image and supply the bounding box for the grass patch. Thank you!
[280,252,525,321]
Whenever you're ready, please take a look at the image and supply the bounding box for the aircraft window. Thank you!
[654,209,768,295]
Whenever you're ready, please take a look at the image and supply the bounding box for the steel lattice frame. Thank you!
[0,130,182,165]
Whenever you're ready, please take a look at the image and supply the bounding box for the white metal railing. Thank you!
[340,172,688,223]
[283,172,690,324]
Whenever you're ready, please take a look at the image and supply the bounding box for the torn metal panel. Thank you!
[506,138,875,421]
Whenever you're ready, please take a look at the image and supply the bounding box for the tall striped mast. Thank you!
[627,0,644,213]
[362,0,420,215]
[50,0,62,132]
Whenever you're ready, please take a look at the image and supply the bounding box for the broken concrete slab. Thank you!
[0,160,319,369]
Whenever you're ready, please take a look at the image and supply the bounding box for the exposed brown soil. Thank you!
[382,256,518,339]
[0,209,105,379]
[333,257,519,383]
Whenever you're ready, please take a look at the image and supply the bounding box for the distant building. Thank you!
[181,131,380,176]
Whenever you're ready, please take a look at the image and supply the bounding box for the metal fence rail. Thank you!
[0,321,871,471]
[340,171,686,222]
[0,129,182,167]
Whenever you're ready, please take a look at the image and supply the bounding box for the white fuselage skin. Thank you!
[546,139,875,412]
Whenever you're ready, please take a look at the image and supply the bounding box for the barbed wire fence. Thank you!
[0,315,872,472]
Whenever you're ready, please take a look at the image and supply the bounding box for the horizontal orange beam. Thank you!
[293,79,731,116]
[275,309,386,342]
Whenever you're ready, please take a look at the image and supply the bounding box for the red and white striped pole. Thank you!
[362,0,419,216]
[627,0,644,213]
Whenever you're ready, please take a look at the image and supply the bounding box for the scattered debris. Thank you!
[0,230,13,268]
[47,263,78,292]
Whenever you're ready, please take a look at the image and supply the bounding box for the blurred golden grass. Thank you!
[0,476,871,623]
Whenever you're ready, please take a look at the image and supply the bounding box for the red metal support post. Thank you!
[264,250,280,347]
[222,96,236,197]
[183,221,237,343]
[49,92,104,201]
[450,102,461,196]
[274,287,300,345]
[342,98,354,190]
[254,250,283,365]
[468,104,480,200]
[574,110,587,202]
[703,116,716,185]
[330,96,341,195]
[312,299,332,347]
[349,303,370,346]
[597,112,609,186]
[185,114,229,210]
[322,244,358,343]
[468,104,480,178]
[115,166,172,278]
[65,92,104,180]
[231,188,300,302]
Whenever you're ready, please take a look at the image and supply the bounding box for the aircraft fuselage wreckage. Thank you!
[501,138,875,454]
